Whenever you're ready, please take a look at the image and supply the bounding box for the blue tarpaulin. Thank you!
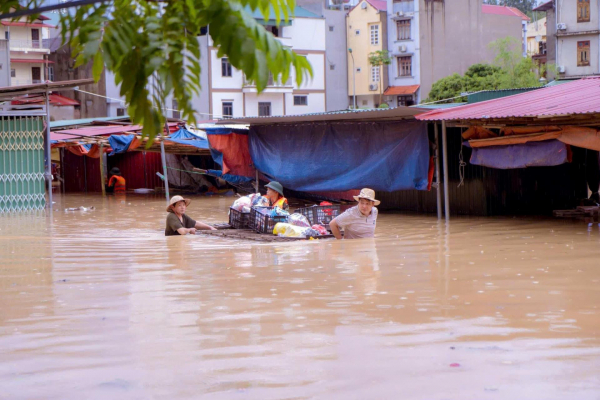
[248,120,430,192]
[206,169,254,184]
[469,140,569,169]
[164,127,209,149]
[108,134,136,156]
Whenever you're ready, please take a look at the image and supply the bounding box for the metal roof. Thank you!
[49,116,131,129]
[416,77,600,122]
[481,4,530,21]
[0,79,95,100]
[216,106,427,126]
[533,1,553,12]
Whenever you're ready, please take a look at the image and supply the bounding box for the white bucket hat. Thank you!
[353,188,380,206]
[167,195,191,212]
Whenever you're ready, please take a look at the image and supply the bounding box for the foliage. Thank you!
[0,0,313,142]
[378,103,389,109]
[368,50,392,107]
[425,36,546,103]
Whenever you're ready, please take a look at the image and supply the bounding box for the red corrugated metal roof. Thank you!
[384,85,420,96]
[416,77,600,121]
[482,5,530,21]
[54,125,143,138]
[12,93,79,106]
[0,21,56,28]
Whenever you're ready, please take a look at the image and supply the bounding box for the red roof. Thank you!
[349,0,386,13]
[416,77,600,121]
[533,1,553,12]
[482,5,530,21]
[12,94,80,107]
[384,85,420,96]
[0,21,56,28]
[11,58,54,64]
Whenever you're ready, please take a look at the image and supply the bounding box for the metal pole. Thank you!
[255,168,259,193]
[99,143,106,197]
[434,123,442,220]
[441,121,450,221]
[160,121,170,204]
[44,92,53,208]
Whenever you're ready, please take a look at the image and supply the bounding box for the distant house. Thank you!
[0,14,54,86]
[527,17,547,71]
[384,0,529,106]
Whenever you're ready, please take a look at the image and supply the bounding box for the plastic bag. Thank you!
[302,228,321,237]
[273,223,306,237]
[231,196,252,212]
[270,207,290,218]
[288,213,310,228]
[249,193,269,207]
[311,224,328,235]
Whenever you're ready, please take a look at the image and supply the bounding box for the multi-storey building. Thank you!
[0,15,54,86]
[384,0,528,106]
[346,0,388,109]
[535,0,599,79]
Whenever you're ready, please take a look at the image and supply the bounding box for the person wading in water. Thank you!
[165,195,217,236]
[329,188,379,240]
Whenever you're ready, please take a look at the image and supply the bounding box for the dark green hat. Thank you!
[265,181,284,196]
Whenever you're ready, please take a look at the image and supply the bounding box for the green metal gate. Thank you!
[0,116,46,212]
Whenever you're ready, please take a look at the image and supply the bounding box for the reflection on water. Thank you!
[1,194,599,399]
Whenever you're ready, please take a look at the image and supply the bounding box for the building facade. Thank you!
[384,0,527,106]
[535,0,599,79]
[0,15,54,86]
[346,0,388,109]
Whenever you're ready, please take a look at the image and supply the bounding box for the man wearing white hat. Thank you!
[165,195,217,236]
[329,188,379,240]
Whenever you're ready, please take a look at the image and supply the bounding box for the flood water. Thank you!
[0,193,599,399]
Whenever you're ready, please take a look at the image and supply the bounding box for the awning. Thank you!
[11,58,54,64]
[1,21,56,28]
[12,93,79,106]
[384,85,420,96]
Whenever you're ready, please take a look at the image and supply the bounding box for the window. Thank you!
[10,68,15,78]
[221,58,232,77]
[258,102,271,117]
[172,99,180,119]
[578,40,590,66]
[222,102,233,118]
[355,29,360,35]
[362,100,368,106]
[294,95,308,106]
[329,26,334,32]
[370,25,379,45]
[48,66,54,81]
[398,56,412,76]
[397,95,414,106]
[397,19,411,40]
[116,108,125,116]
[266,25,279,37]
[578,0,590,23]
[356,67,361,72]
[330,64,335,70]
[4,31,8,40]
[371,66,380,82]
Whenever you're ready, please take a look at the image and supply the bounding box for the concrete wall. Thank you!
[554,0,600,78]
[546,8,557,78]
[418,0,522,102]
[347,0,387,98]
[49,43,108,118]
[49,104,76,121]
[0,40,9,87]
[284,92,326,114]
[190,35,210,121]
[322,9,349,111]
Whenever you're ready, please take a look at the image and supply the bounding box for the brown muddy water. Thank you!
[0,193,599,400]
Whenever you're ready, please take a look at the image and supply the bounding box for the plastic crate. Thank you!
[250,206,288,234]
[296,205,341,226]
[229,207,250,229]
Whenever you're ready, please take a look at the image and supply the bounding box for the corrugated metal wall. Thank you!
[62,149,102,193]
[108,151,164,190]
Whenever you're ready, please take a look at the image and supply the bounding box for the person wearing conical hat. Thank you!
[329,188,379,240]
[165,195,217,236]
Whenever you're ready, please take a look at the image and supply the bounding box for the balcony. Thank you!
[9,39,50,52]
[243,74,293,93]
[11,79,44,86]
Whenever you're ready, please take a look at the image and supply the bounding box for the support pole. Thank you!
[441,121,450,222]
[255,168,259,193]
[44,93,53,208]
[99,143,106,197]
[160,121,170,204]
[434,123,442,220]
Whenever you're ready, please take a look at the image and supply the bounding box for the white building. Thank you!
[206,7,326,119]
[0,15,54,86]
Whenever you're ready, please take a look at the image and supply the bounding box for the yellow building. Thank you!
[346,0,387,109]
[527,17,547,56]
